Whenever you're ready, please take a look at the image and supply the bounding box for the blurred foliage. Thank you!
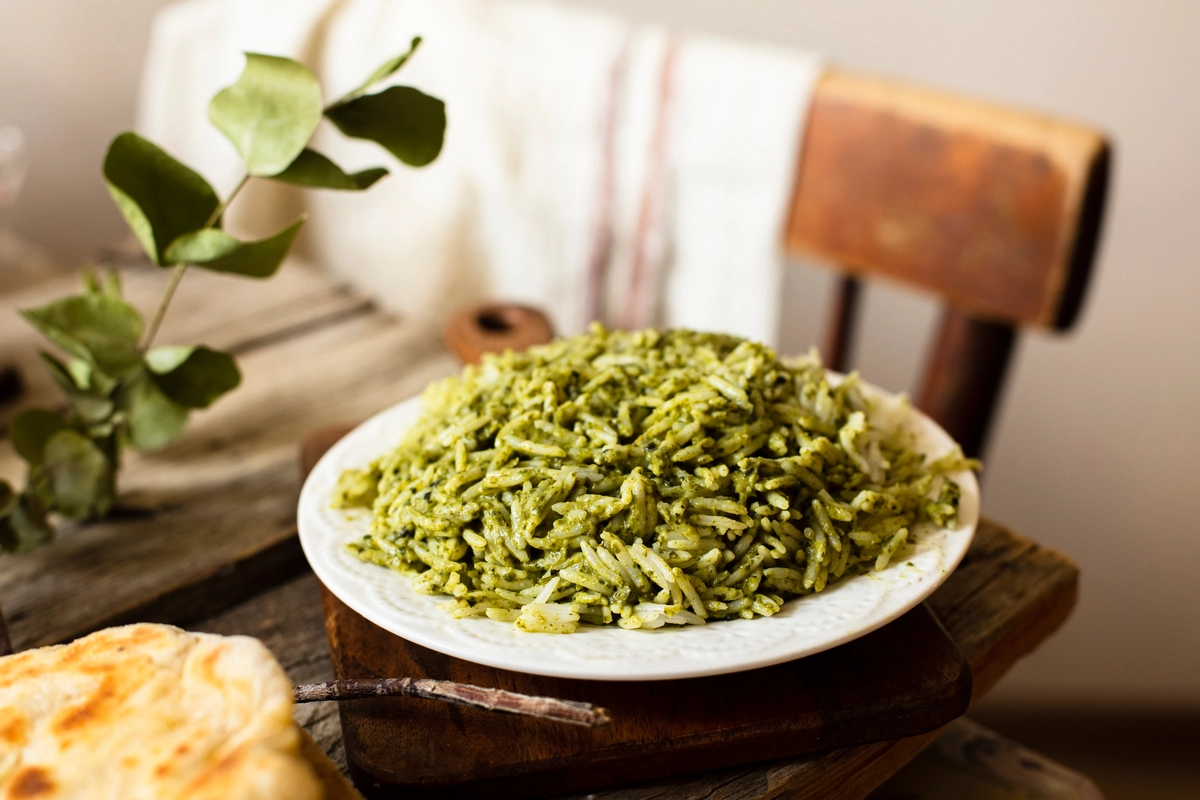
[0,39,444,551]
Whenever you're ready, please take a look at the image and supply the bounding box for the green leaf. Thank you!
[22,293,144,378]
[337,37,422,104]
[40,351,111,394]
[0,482,15,519]
[83,268,103,295]
[25,468,55,513]
[0,493,54,554]
[325,86,445,167]
[118,369,189,451]
[81,268,123,299]
[43,429,114,519]
[143,345,192,374]
[147,346,241,409]
[37,352,115,424]
[271,149,388,191]
[104,132,220,265]
[81,267,122,298]
[40,351,81,392]
[67,358,94,389]
[163,217,305,278]
[208,53,324,177]
[11,409,68,465]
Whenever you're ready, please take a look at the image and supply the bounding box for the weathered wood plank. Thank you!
[0,291,457,651]
[0,241,67,298]
[925,522,1078,700]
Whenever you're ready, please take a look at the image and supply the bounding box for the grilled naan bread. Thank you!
[0,624,324,799]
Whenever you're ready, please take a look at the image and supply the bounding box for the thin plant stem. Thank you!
[292,678,610,728]
[141,264,186,351]
[140,174,250,351]
[205,174,249,229]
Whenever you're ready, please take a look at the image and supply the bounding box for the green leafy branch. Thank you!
[0,39,444,553]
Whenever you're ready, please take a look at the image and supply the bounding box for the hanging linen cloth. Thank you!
[139,0,822,346]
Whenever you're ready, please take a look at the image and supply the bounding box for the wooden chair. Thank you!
[788,71,1109,457]
[379,69,1110,798]
[447,70,1110,459]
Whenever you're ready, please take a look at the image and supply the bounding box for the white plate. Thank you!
[298,380,978,681]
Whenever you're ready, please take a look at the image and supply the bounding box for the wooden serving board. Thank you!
[304,429,972,799]
[324,594,969,799]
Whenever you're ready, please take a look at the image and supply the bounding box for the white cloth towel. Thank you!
[139,0,821,346]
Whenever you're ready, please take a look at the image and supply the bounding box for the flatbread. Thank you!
[0,624,323,799]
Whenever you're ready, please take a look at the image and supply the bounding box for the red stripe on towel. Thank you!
[620,36,680,331]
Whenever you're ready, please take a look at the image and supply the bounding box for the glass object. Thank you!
[0,125,57,288]
[0,125,28,229]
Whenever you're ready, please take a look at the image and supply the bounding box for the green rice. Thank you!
[334,326,976,633]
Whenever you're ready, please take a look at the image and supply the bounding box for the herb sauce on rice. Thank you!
[335,326,975,633]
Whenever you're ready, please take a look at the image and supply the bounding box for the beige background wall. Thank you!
[2,0,1197,711]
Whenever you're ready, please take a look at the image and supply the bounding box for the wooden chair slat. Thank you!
[917,311,1017,458]
[786,70,1109,330]
[784,70,1108,456]
[822,275,863,373]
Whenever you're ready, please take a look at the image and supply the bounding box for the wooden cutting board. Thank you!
[304,428,972,800]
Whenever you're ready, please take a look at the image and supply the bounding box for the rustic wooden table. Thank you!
[0,263,1079,800]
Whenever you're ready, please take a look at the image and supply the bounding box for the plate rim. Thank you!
[298,379,978,681]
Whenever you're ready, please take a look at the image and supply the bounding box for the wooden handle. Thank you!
[0,599,12,657]
[443,304,555,365]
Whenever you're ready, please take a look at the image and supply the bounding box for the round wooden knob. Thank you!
[443,303,555,365]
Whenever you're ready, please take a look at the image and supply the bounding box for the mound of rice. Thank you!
[334,326,975,633]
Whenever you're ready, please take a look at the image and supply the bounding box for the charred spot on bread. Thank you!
[0,709,28,747]
[8,767,54,798]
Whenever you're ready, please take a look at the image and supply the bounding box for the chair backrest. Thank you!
[786,71,1110,457]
